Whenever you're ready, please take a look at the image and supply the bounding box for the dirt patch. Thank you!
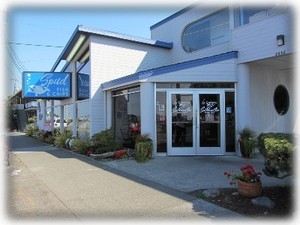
[189,186,294,218]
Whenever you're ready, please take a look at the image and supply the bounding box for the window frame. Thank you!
[182,8,230,53]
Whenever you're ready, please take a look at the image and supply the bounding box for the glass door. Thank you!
[197,93,224,154]
[167,91,225,155]
[168,92,196,155]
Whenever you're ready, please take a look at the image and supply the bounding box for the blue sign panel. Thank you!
[23,72,71,99]
[77,73,89,100]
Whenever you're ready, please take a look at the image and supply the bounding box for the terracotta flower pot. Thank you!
[237,180,262,197]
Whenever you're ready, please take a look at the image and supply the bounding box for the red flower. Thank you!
[224,164,261,186]
[115,150,126,159]
[87,150,93,155]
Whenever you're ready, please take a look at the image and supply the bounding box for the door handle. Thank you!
[195,110,199,129]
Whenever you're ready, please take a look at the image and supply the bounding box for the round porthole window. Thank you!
[273,85,290,115]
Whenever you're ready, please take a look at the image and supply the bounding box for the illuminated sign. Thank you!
[23,72,71,99]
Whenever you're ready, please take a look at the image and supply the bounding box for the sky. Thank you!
[4,0,299,97]
[6,6,181,96]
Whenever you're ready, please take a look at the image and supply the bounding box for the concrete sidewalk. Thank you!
[102,153,292,193]
[6,132,245,220]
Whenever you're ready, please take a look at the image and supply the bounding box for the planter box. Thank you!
[238,180,262,198]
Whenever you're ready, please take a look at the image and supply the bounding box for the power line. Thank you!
[8,49,25,73]
[7,44,27,71]
[8,52,24,73]
[8,41,64,48]
[7,66,21,82]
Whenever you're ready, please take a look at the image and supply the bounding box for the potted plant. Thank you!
[134,133,153,163]
[238,128,257,158]
[224,164,262,197]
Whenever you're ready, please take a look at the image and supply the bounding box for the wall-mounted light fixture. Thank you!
[66,34,86,62]
[276,35,285,46]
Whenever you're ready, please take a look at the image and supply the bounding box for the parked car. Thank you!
[54,118,68,128]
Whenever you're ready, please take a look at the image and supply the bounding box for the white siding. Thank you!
[249,63,294,134]
[146,58,237,83]
[89,35,171,135]
[140,83,155,141]
[151,6,231,64]
[232,12,293,63]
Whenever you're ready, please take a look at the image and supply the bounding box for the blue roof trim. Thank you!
[150,4,196,30]
[78,25,173,49]
[102,51,238,90]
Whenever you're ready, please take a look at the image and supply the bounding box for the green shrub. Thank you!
[135,141,152,163]
[258,133,293,154]
[135,134,152,163]
[24,124,39,137]
[73,139,92,155]
[54,130,72,148]
[258,133,294,179]
[27,116,37,124]
[46,134,55,144]
[36,130,46,141]
[91,128,121,154]
[238,128,257,158]
[135,133,152,143]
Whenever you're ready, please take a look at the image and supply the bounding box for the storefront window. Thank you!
[182,9,229,52]
[156,92,167,153]
[53,106,61,129]
[113,87,140,149]
[77,101,90,139]
[45,107,52,130]
[64,104,73,131]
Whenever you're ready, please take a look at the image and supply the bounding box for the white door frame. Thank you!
[167,90,225,155]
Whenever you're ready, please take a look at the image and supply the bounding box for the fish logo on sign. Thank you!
[28,85,50,96]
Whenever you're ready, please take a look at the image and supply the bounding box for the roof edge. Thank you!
[78,25,173,49]
[150,3,196,30]
[51,25,173,72]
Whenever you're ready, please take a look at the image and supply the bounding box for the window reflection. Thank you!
[77,101,90,139]
[182,9,229,52]
[113,87,140,149]
[234,7,271,27]
[171,94,193,147]
[156,92,167,152]
[64,104,73,132]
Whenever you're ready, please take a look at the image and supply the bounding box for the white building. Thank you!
[36,4,295,156]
